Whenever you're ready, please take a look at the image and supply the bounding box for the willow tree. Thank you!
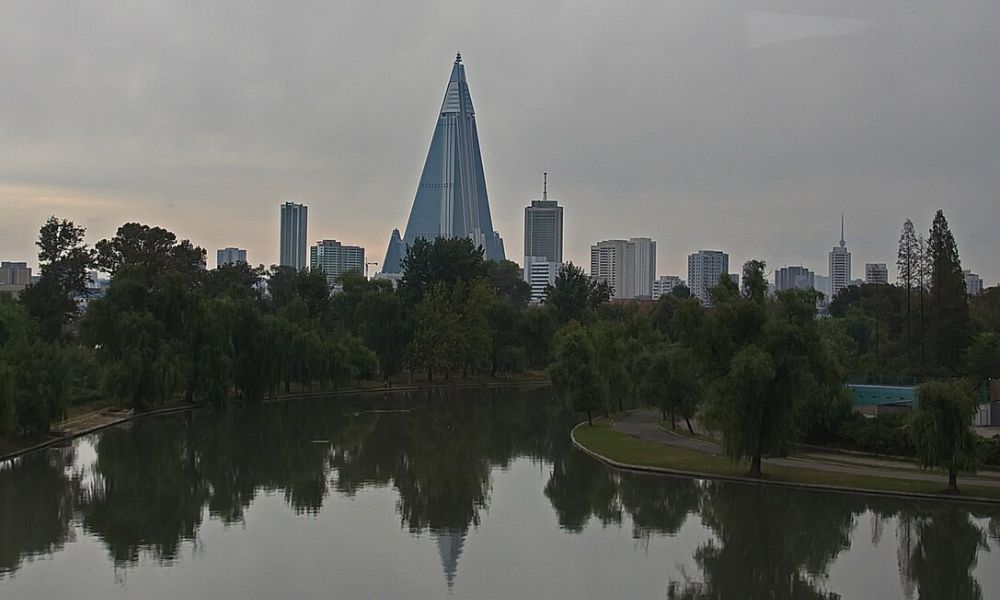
[549,322,606,426]
[909,380,979,493]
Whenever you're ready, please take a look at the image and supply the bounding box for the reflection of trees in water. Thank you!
[0,448,80,576]
[2,387,559,575]
[542,454,995,600]
[895,505,988,600]
[666,483,860,599]
[1,387,997,600]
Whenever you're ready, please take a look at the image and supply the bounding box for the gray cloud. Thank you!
[1,0,998,284]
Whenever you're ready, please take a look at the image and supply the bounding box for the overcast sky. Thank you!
[2,0,998,285]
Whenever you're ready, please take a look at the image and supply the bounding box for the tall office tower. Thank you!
[774,266,815,292]
[381,53,505,274]
[865,263,888,285]
[964,270,984,296]
[217,247,247,267]
[687,250,729,305]
[310,240,365,286]
[651,275,684,300]
[630,237,656,298]
[280,202,308,270]
[526,261,562,304]
[523,173,564,281]
[828,215,852,300]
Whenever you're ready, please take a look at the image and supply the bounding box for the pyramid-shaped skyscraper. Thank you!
[381,54,505,274]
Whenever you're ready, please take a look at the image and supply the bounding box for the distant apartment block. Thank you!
[310,240,365,286]
[687,250,729,305]
[814,274,831,301]
[630,238,656,298]
[865,263,888,285]
[774,266,815,292]
[964,270,984,296]
[280,202,308,270]
[651,275,684,300]
[0,261,31,298]
[217,247,247,267]
[590,238,655,299]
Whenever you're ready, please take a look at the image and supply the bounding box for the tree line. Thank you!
[1,210,996,489]
[0,217,607,438]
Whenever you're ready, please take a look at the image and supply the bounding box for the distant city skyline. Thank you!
[2,3,999,285]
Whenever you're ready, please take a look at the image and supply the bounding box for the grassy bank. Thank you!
[573,420,1000,502]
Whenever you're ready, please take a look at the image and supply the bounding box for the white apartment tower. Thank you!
[589,237,655,299]
[217,247,247,267]
[828,215,852,300]
[630,237,656,298]
[687,250,729,305]
[591,240,632,299]
[310,240,365,286]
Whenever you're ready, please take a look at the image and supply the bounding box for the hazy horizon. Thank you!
[3,1,998,285]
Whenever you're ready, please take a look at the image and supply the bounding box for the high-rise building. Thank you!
[217,247,247,267]
[865,263,888,285]
[687,250,729,305]
[280,202,308,270]
[651,275,684,300]
[381,53,505,274]
[589,238,655,300]
[828,215,852,300]
[630,237,656,298]
[814,275,831,300]
[310,240,365,286]
[523,173,563,281]
[588,237,654,300]
[774,266,815,292]
[964,270,984,296]
[0,261,31,298]
[591,240,632,299]
[526,260,562,304]
[0,261,30,285]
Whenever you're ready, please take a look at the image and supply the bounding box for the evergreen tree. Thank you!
[897,219,919,366]
[927,210,970,372]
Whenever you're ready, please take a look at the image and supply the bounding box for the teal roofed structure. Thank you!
[381,53,505,274]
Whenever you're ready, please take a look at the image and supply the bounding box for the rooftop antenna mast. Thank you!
[543,172,548,200]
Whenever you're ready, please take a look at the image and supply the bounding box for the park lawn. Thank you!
[574,421,1000,502]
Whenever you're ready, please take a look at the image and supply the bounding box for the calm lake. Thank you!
[1,386,998,599]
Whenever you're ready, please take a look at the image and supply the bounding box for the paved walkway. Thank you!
[613,411,1000,489]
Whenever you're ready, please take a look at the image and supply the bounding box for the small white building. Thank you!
[964,270,984,296]
[526,259,563,304]
[651,275,684,300]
